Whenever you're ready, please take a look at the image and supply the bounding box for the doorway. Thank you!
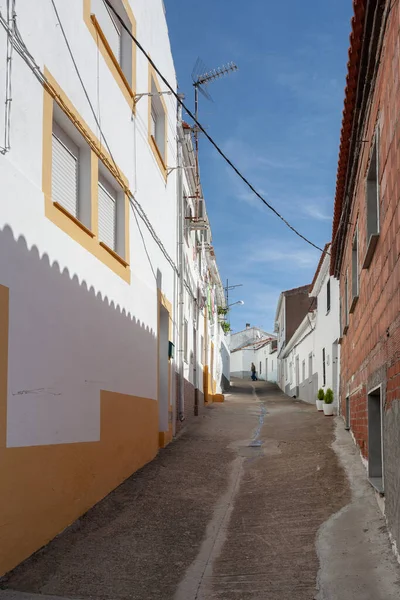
[368,386,384,493]
[158,303,170,434]
[265,358,268,382]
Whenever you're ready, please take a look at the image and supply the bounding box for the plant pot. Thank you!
[316,399,324,411]
[323,403,334,416]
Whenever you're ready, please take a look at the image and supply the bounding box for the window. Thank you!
[327,279,331,313]
[271,360,273,371]
[284,360,288,380]
[52,122,79,218]
[200,335,204,365]
[44,72,130,282]
[184,319,188,363]
[149,75,167,171]
[51,107,92,232]
[308,353,313,381]
[364,138,379,268]
[259,361,262,375]
[350,228,359,312]
[97,167,126,259]
[302,360,306,382]
[92,0,122,64]
[87,0,136,106]
[98,174,117,251]
[322,348,326,387]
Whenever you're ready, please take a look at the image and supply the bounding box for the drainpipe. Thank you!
[177,101,185,422]
[194,293,199,414]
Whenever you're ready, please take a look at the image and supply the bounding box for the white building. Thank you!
[230,337,278,382]
[230,324,274,352]
[176,120,228,425]
[277,245,340,406]
[0,0,227,577]
[274,284,311,390]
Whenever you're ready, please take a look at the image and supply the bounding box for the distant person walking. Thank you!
[251,362,257,381]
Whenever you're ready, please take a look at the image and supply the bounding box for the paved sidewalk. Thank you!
[1,380,399,599]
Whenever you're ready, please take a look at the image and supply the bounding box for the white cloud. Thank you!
[251,245,318,270]
[302,203,332,222]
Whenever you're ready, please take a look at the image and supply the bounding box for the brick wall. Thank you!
[339,0,400,452]
[387,359,400,411]
[337,1,400,552]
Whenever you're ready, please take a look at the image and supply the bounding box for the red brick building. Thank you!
[331,0,400,552]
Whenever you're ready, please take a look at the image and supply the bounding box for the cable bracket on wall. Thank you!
[134,91,173,104]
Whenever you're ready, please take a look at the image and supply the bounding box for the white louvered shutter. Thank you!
[52,127,79,218]
[98,176,116,250]
[92,0,122,63]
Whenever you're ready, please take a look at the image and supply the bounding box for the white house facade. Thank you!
[277,245,340,407]
[176,120,228,428]
[230,336,277,382]
[0,0,227,577]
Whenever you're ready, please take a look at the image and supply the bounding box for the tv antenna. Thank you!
[190,58,238,219]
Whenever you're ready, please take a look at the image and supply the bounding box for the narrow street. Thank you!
[1,381,399,600]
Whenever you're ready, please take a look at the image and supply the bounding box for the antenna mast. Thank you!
[192,61,238,221]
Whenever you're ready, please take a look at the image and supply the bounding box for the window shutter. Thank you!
[92,0,122,63]
[98,178,116,250]
[52,130,79,217]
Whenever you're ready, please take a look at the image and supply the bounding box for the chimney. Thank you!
[246,323,251,329]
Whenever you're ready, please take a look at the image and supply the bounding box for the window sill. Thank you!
[326,309,331,316]
[362,233,379,269]
[349,295,359,314]
[368,477,384,495]
[99,241,129,267]
[90,14,134,101]
[53,202,95,238]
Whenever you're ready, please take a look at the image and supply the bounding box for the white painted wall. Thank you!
[254,344,278,383]
[277,249,341,407]
[311,254,340,403]
[0,0,178,446]
[230,341,277,383]
[280,314,315,399]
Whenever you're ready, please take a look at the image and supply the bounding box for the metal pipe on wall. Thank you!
[177,101,185,421]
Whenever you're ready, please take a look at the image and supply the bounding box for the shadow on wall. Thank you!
[0,224,160,576]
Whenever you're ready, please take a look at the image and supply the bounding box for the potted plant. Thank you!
[323,388,334,416]
[316,388,324,411]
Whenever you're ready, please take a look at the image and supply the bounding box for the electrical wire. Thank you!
[103,0,327,256]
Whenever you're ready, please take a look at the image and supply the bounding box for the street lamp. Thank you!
[228,300,244,308]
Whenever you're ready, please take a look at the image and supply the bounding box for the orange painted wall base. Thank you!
[0,390,158,577]
[213,394,224,403]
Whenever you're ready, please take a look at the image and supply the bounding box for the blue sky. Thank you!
[165,0,352,333]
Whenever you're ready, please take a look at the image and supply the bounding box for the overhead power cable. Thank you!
[103,0,327,255]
